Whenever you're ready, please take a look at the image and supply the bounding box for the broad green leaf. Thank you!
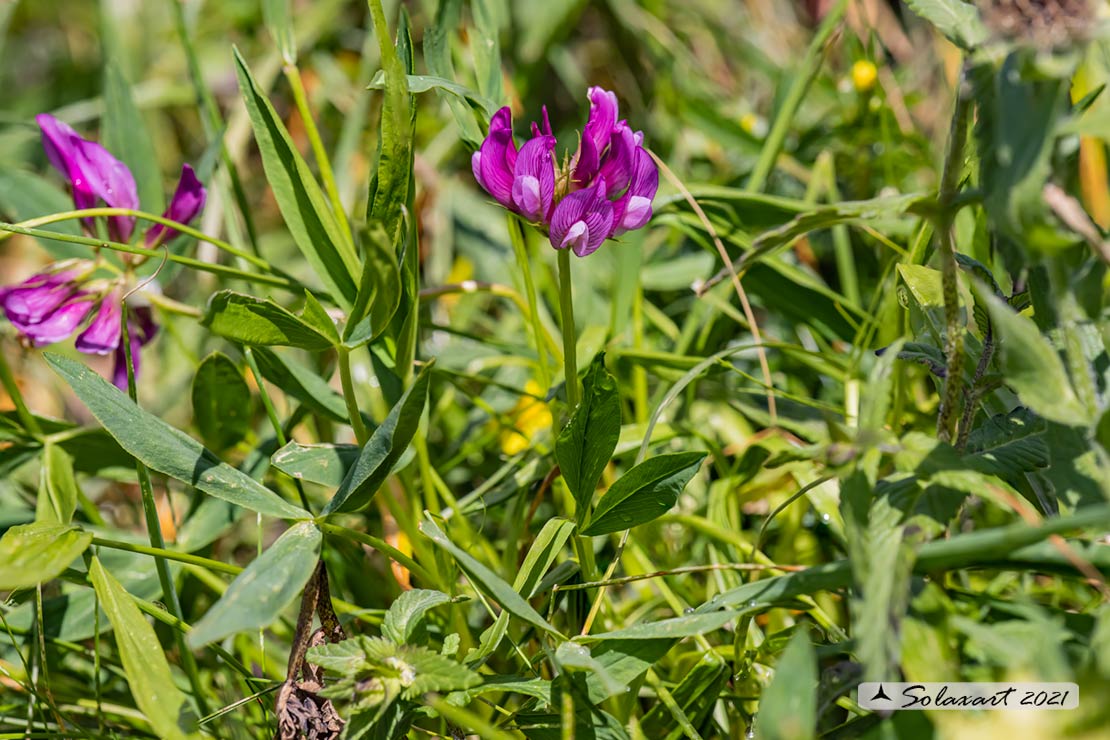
[271,442,360,487]
[365,0,414,241]
[308,636,480,699]
[0,523,91,590]
[382,589,452,645]
[446,677,552,706]
[977,287,1092,426]
[419,516,562,637]
[301,290,341,344]
[344,223,402,345]
[45,353,308,520]
[897,263,944,308]
[187,521,322,648]
[252,347,349,422]
[89,557,202,740]
[904,0,987,50]
[38,443,79,524]
[192,352,252,451]
[583,452,705,536]
[860,338,903,433]
[556,354,621,517]
[890,341,947,377]
[102,60,164,214]
[965,407,1049,474]
[556,642,623,697]
[263,0,297,64]
[324,362,432,514]
[587,638,674,703]
[577,610,741,643]
[233,48,358,306]
[201,290,337,350]
[758,629,817,740]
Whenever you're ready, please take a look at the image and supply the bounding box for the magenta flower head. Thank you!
[145,164,208,247]
[472,88,658,257]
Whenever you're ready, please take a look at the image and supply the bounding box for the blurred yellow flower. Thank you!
[851,60,878,93]
[499,380,552,455]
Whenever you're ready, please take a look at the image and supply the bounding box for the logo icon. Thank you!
[870,684,892,702]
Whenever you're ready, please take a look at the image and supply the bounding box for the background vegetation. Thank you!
[2,0,1110,738]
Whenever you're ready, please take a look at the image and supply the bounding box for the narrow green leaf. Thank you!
[904,0,988,50]
[0,523,91,590]
[382,589,452,645]
[192,352,252,451]
[252,347,349,422]
[583,452,705,536]
[45,353,308,520]
[977,286,1092,426]
[577,610,741,643]
[640,651,728,738]
[0,170,85,258]
[38,443,79,524]
[233,48,358,306]
[263,0,297,64]
[421,3,485,146]
[897,263,945,308]
[187,521,322,648]
[271,442,361,488]
[301,290,341,345]
[89,557,202,740]
[556,354,621,517]
[758,630,817,740]
[323,362,432,514]
[102,60,164,214]
[419,516,562,638]
[344,223,402,345]
[201,290,337,350]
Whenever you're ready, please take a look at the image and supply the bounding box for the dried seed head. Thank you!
[981,0,1095,49]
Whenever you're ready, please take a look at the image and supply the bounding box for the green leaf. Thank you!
[583,452,705,536]
[556,354,620,518]
[201,291,338,350]
[323,362,432,514]
[757,629,817,740]
[45,353,308,520]
[301,290,341,344]
[0,170,85,258]
[233,48,359,307]
[421,3,484,147]
[365,0,414,241]
[308,636,480,699]
[419,516,562,637]
[271,442,361,487]
[382,589,452,645]
[890,341,947,377]
[368,72,498,120]
[187,521,322,648]
[38,443,79,524]
[252,348,350,423]
[897,263,945,308]
[904,0,988,50]
[102,60,164,214]
[0,523,92,590]
[640,651,728,738]
[965,407,1050,474]
[89,557,202,740]
[344,223,402,345]
[192,352,252,451]
[977,287,1092,427]
[262,0,297,64]
[577,610,741,643]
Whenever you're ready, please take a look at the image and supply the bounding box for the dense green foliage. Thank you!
[2,0,1110,738]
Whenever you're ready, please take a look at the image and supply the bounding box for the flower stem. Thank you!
[0,346,41,438]
[338,347,370,445]
[243,347,311,512]
[557,248,580,409]
[507,215,552,394]
[936,71,973,443]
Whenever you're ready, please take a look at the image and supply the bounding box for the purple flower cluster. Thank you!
[0,115,206,389]
[472,87,659,258]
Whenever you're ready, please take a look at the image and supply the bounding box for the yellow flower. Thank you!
[851,60,878,93]
[739,112,767,138]
[499,380,552,455]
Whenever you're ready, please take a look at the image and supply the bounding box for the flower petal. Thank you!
[549,179,614,257]
[144,164,207,246]
[511,135,555,222]
[75,291,123,355]
[0,269,82,325]
[597,123,637,196]
[18,297,95,347]
[612,148,659,236]
[583,87,619,155]
[475,107,518,208]
[111,334,142,391]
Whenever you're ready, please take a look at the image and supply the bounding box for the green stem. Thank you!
[0,208,271,271]
[284,64,351,240]
[90,537,243,575]
[120,314,210,718]
[0,222,301,292]
[507,216,552,394]
[0,346,41,437]
[243,347,311,512]
[557,248,580,409]
[317,521,435,585]
[338,348,370,445]
[936,72,973,443]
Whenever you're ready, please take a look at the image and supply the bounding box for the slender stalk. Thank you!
[284,64,351,240]
[0,208,271,271]
[956,325,995,451]
[507,215,552,394]
[557,248,580,409]
[119,313,210,718]
[0,223,301,291]
[0,346,41,437]
[90,537,243,576]
[936,72,973,443]
[243,347,311,512]
[317,522,435,585]
[338,348,370,445]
